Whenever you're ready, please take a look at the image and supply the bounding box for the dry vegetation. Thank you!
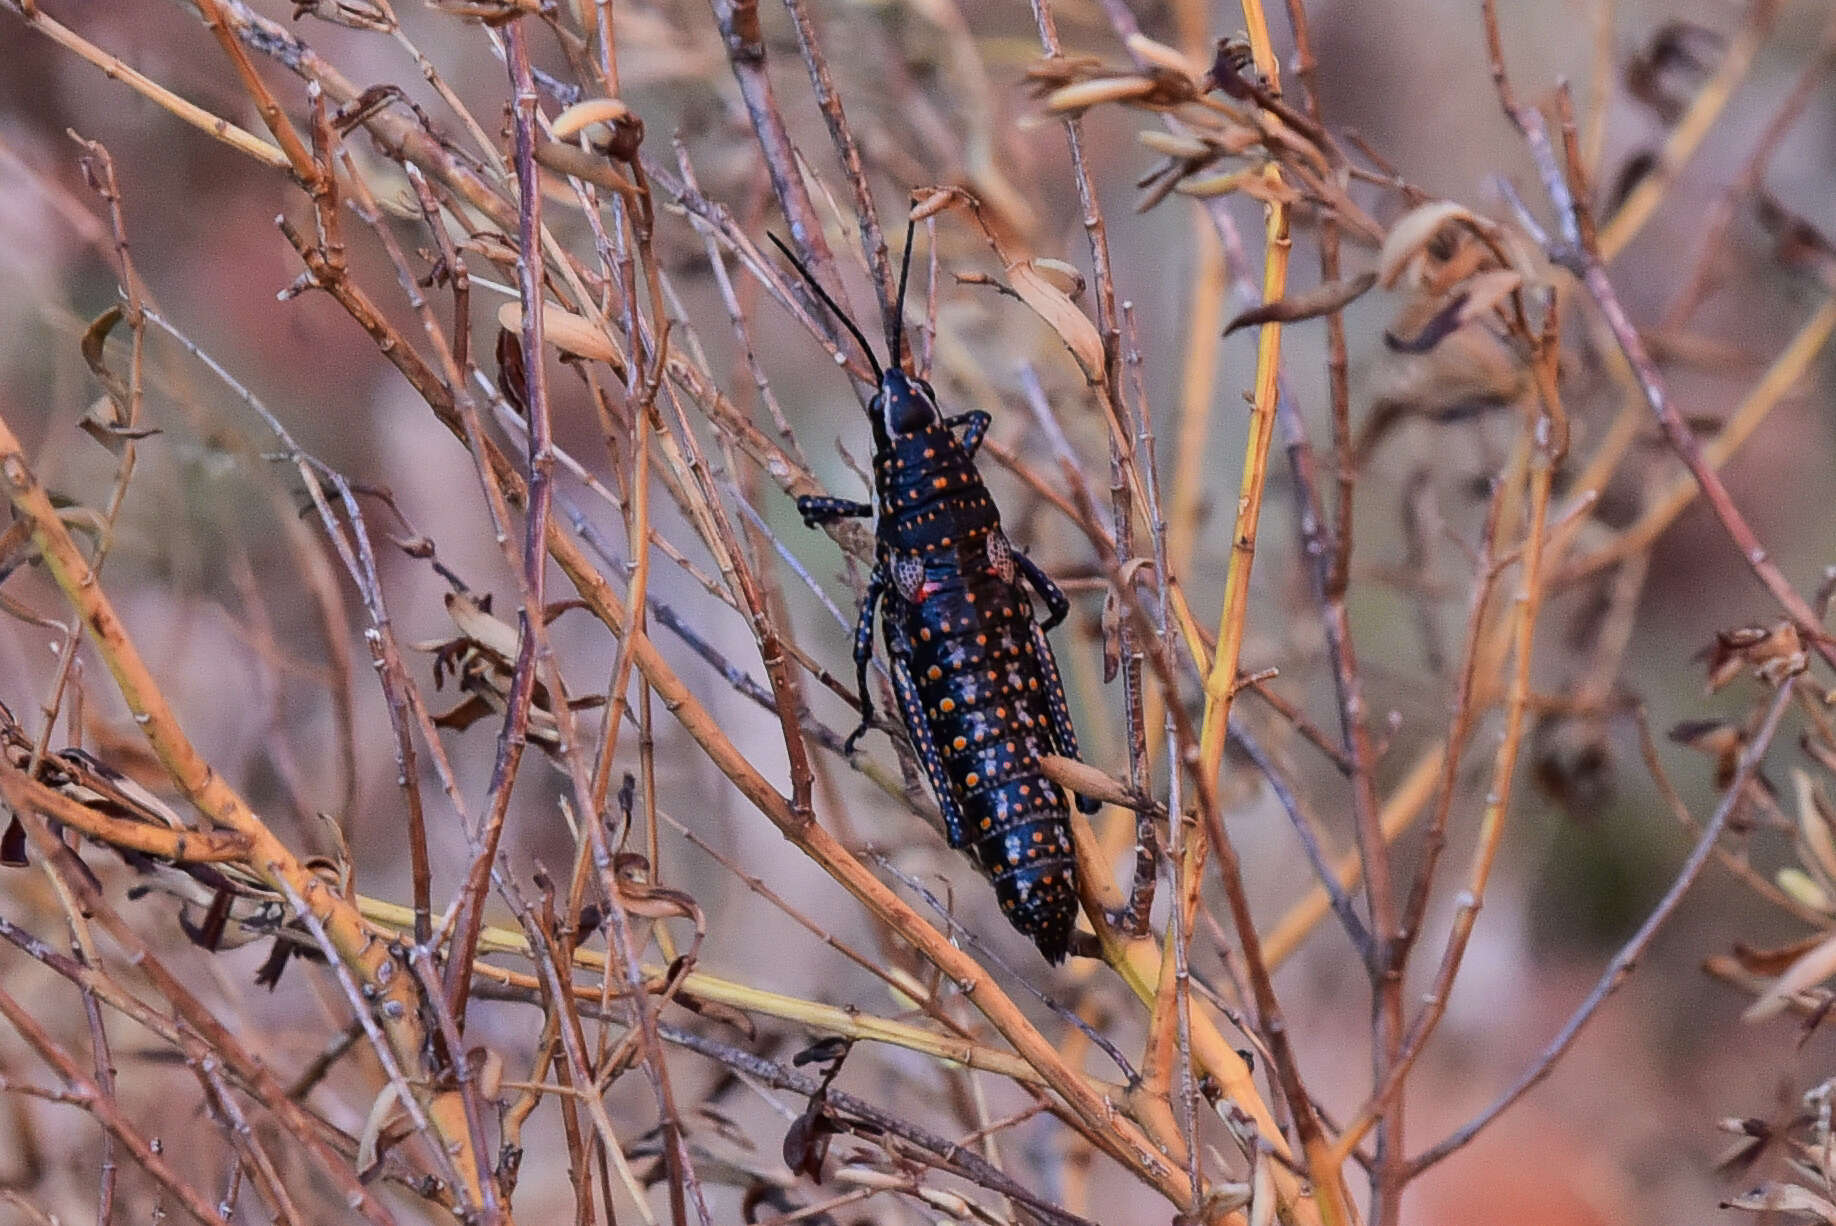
[1,0,1835,1223]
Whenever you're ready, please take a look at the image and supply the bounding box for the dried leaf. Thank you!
[1040,753,1132,808]
[1797,769,1836,888]
[496,328,528,416]
[356,1080,405,1175]
[550,97,632,141]
[496,301,627,372]
[1777,868,1832,914]
[1029,257,1085,297]
[1701,622,1806,691]
[1006,260,1106,381]
[1176,168,1259,199]
[1457,269,1526,321]
[1124,32,1203,80]
[1670,718,1746,788]
[77,307,150,453]
[793,1037,852,1068]
[1249,1155,1277,1226]
[469,1047,505,1102]
[1022,53,1106,96]
[1731,935,1830,977]
[1722,1182,1836,1222]
[80,306,128,408]
[432,694,494,733]
[533,140,638,194]
[1378,201,1490,288]
[1746,929,1836,1021]
[782,1107,833,1183]
[1138,129,1214,160]
[1046,76,1160,112]
[444,591,518,661]
[1225,271,1377,335]
[77,397,161,455]
[670,989,755,1038]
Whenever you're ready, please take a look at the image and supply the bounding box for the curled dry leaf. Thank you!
[1138,129,1215,161]
[1029,257,1085,297]
[444,590,521,661]
[1045,68,1196,114]
[497,301,628,373]
[1745,928,1836,1021]
[1039,753,1133,808]
[533,141,638,195]
[1047,75,1164,113]
[669,988,755,1038]
[1701,623,1807,691]
[1721,1182,1836,1222]
[1177,167,1260,200]
[1225,271,1377,335]
[929,190,1107,382]
[1731,934,1831,977]
[1005,261,1107,382]
[77,306,160,453]
[356,1080,406,1175]
[469,1046,505,1102]
[1124,32,1204,81]
[1378,200,1492,288]
[550,97,632,141]
[1457,268,1527,323]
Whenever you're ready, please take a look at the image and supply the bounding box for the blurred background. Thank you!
[1,0,1834,1223]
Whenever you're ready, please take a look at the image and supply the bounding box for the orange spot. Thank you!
[952,736,967,750]
[927,665,942,680]
[965,772,981,787]
[932,476,949,490]
[940,698,956,712]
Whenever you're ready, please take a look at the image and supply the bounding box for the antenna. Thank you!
[889,214,917,372]
[767,232,882,383]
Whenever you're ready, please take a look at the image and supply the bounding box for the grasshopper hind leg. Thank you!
[841,572,887,754]
[1028,621,1103,815]
[885,639,970,847]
